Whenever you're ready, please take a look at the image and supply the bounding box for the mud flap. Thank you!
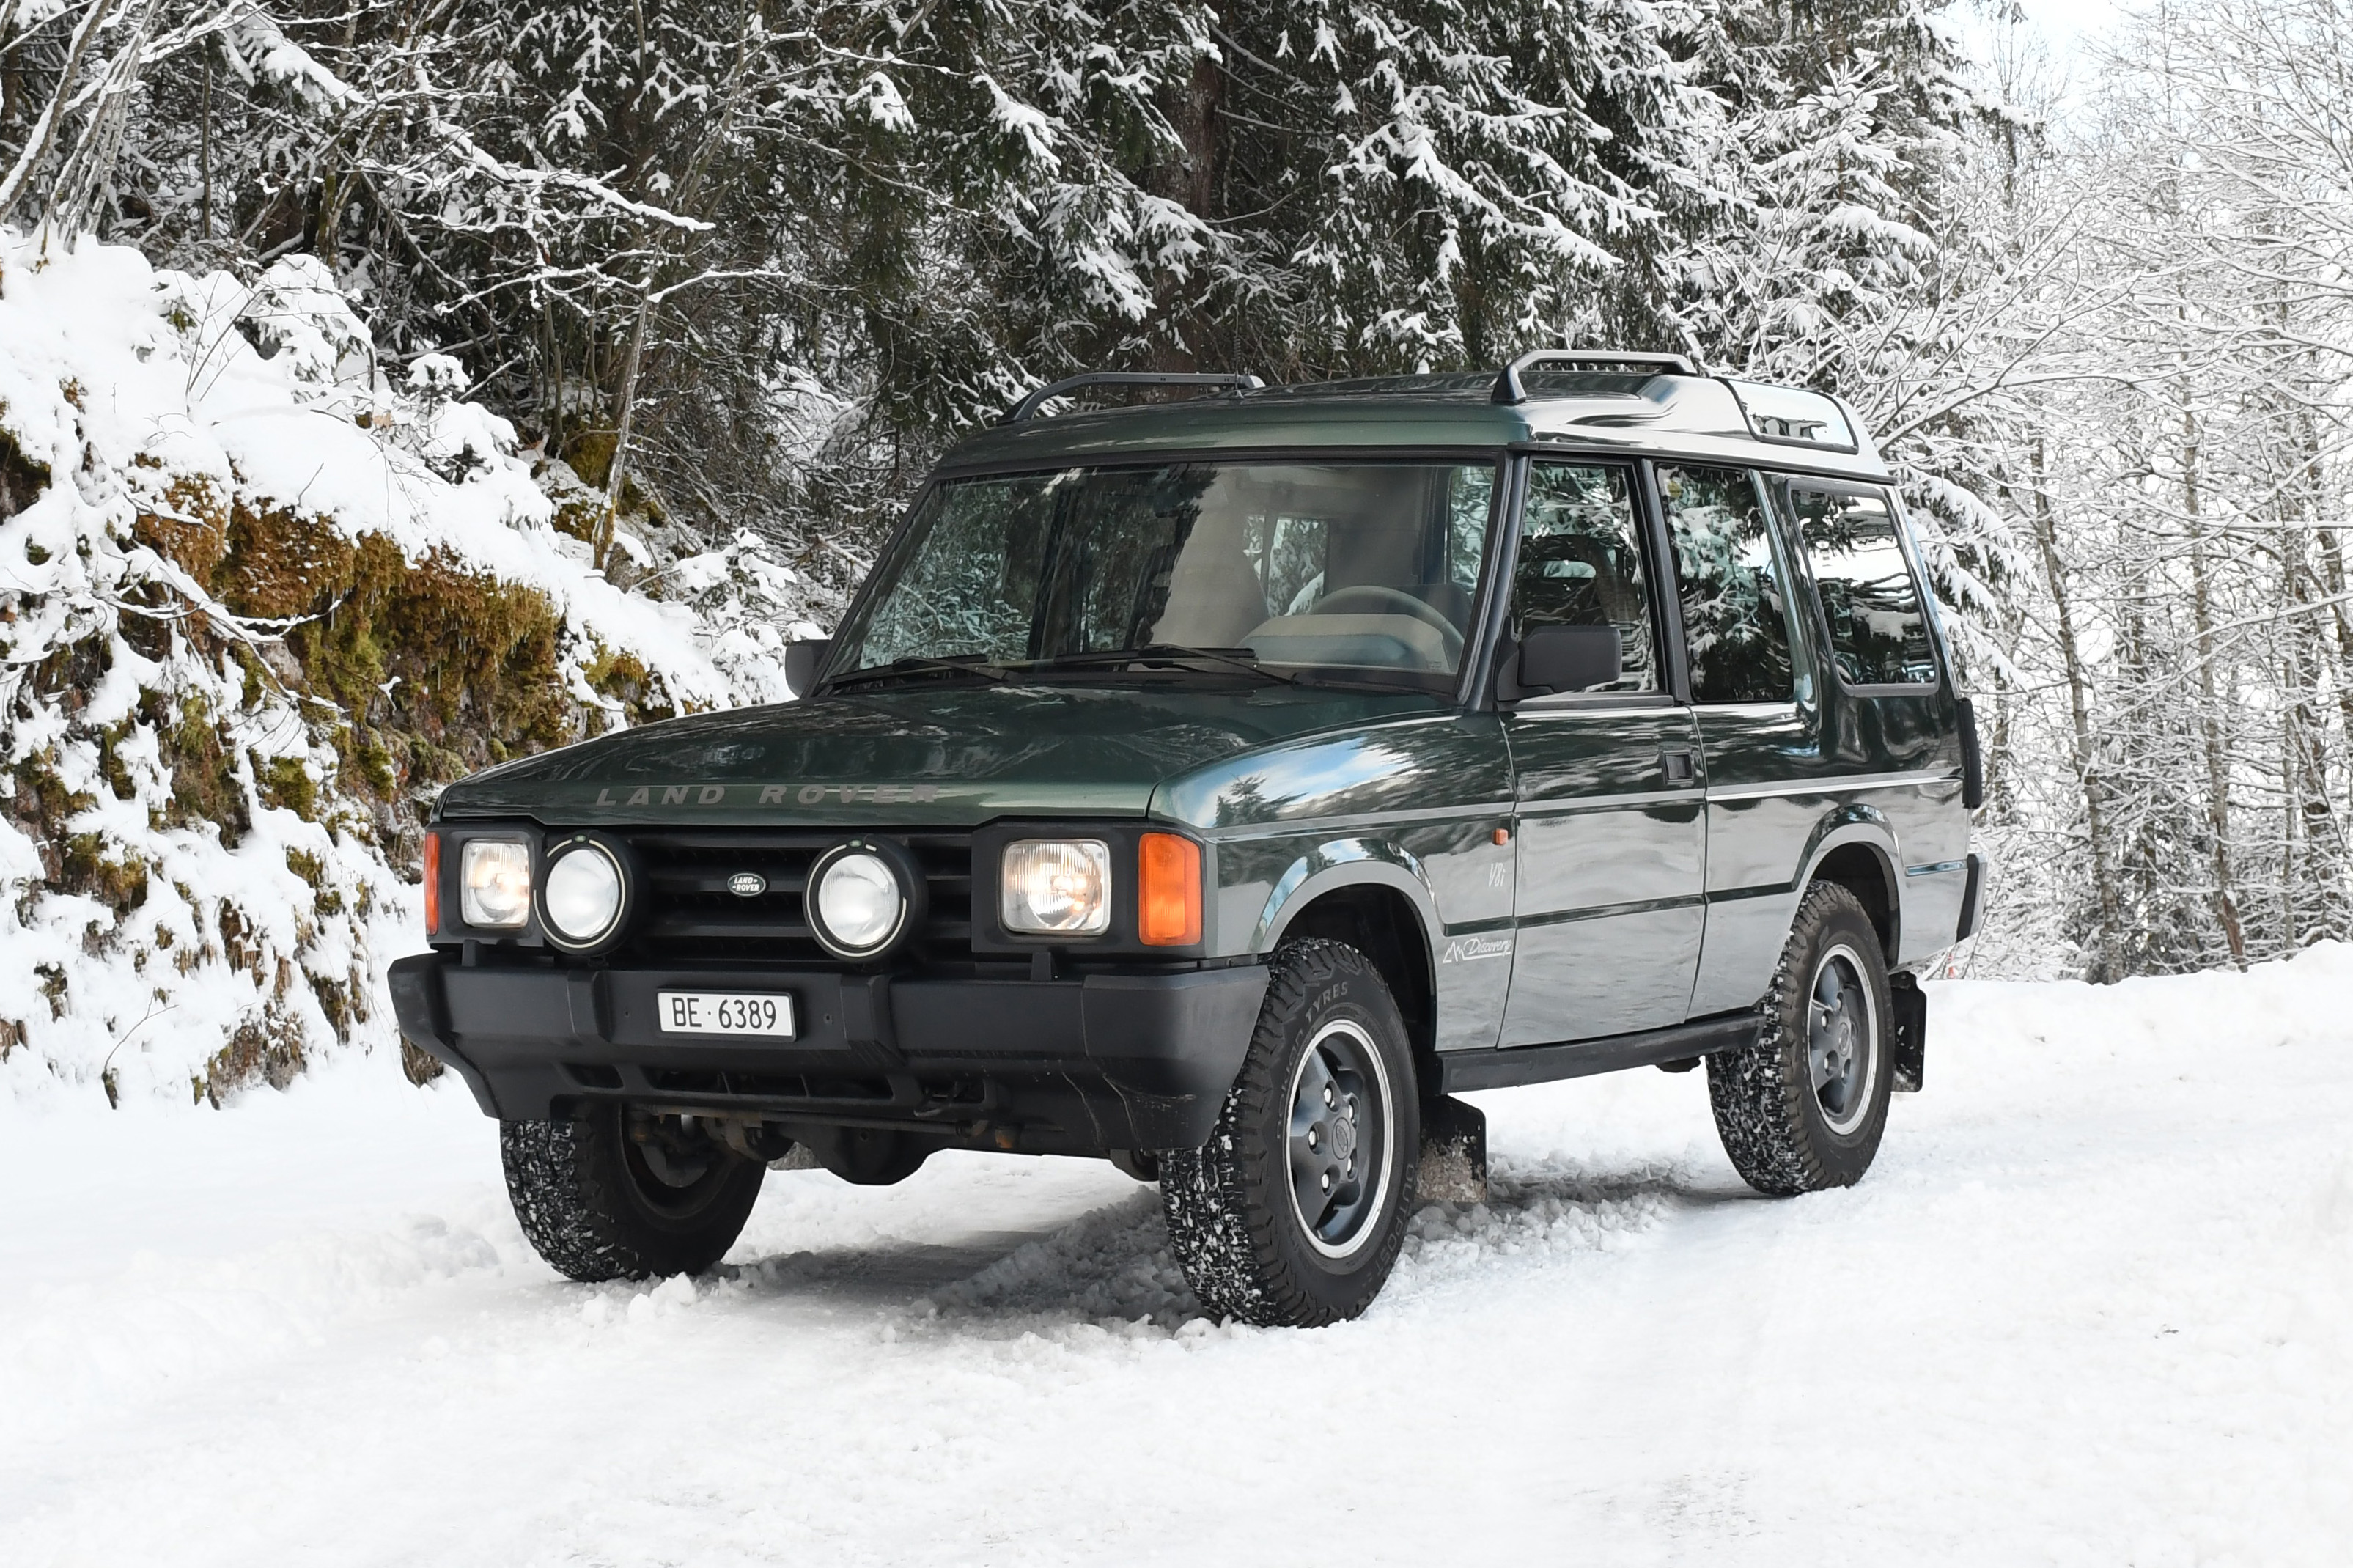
[1890,971,1927,1092]
[1418,1094,1489,1203]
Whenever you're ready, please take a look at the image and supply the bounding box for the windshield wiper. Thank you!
[1020,644,1307,688]
[826,654,1012,688]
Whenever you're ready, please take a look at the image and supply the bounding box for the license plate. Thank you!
[655,990,795,1038]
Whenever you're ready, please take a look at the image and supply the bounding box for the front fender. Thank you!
[1253,839,1445,953]
[1214,829,1511,1054]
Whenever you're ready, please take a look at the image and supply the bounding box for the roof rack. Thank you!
[1001,371,1264,424]
[1492,350,1699,405]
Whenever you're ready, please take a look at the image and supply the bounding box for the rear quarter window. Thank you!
[1775,482,1938,688]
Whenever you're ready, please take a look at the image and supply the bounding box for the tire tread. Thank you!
[499,1111,760,1281]
[1159,939,1417,1327]
[1706,881,1891,1196]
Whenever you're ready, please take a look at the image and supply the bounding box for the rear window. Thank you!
[1777,484,1937,688]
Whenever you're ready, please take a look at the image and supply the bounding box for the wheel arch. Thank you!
[1800,822,1902,962]
[1260,858,1441,1086]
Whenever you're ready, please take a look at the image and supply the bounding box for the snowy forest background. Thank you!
[3,0,2352,1099]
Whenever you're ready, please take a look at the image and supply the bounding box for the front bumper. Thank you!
[388,954,1267,1155]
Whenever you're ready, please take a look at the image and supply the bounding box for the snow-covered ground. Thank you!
[5,953,2350,1566]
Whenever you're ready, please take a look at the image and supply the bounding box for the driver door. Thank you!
[1498,460,1706,1045]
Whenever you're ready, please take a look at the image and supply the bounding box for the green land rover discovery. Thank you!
[391,352,1986,1327]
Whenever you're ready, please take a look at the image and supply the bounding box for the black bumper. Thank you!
[387,954,1267,1155]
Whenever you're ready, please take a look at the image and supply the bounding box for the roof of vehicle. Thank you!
[940,367,1896,485]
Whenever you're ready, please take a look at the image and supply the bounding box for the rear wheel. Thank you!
[1159,940,1419,1327]
[1707,881,1894,1195]
[501,1104,766,1281]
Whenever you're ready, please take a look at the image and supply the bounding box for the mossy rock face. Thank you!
[561,427,619,490]
[257,755,319,820]
[10,751,94,862]
[584,647,673,725]
[307,969,365,1042]
[218,504,359,620]
[196,1004,308,1104]
[130,474,232,581]
[197,507,605,806]
[0,426,47,519]
[553,430,664,534]
[10,454,698,1099]
[550,493,602,545]
[151,693,250,844]
[399,1039,445,1085]
[59,833,150,914]
[296,536,578,788]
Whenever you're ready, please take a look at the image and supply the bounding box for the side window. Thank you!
[1778,483,1937,687]
[1660,464,1808,704]
[1514,463,1657,693]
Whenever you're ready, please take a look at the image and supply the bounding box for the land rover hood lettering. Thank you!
[589,782,942,807]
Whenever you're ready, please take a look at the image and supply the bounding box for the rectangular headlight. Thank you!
[1001,839,1111,935]
[460,839,533,928]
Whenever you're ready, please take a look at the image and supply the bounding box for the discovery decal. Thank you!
[1441,934,1514,964]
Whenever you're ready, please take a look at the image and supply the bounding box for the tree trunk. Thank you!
[2181,392,2247,968]
[2029,437,2123,981]
[1147,18,1226,372]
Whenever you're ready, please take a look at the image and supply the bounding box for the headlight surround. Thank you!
[540,837,627,949]
[807,839,921,960]
[1000,839,1112,936]
[459,839,532,928]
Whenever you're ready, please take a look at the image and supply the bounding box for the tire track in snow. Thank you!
[759,1149,1724,1349]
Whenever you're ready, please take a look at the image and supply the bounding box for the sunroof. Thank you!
[1724,380,1857,452]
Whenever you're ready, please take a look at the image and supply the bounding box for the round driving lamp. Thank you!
[537,833,637,954]
[806,838,926,961]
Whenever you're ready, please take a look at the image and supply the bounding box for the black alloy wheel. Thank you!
[1286,1019,1396,1258]
[1806,943,1879,1136]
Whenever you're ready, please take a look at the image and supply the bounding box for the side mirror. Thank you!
[784,638,832,699]
[1514,624,1621,695]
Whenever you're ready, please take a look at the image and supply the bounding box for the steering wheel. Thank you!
[1306,585,1466,663]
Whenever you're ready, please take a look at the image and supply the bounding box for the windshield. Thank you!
[830,460,1499,691]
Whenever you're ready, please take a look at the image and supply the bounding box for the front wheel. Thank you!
[1159,940,1419,1327]
[1708,881,1895,1195]
[501,1104,766,1281]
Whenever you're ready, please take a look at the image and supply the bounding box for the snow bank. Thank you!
[0,231,825,1104]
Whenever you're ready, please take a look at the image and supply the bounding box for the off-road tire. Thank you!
[1708,881,1895,1196]
[500,1105,766,1281]
[1158,940,1419,1328]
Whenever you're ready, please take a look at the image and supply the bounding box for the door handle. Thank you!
[1660,748,1698,785]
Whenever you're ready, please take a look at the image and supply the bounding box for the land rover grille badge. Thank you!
[728,872,766,898]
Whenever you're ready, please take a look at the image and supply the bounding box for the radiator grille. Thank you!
[611,828,974,966]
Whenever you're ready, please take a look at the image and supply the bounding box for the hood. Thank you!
[434,680,1446,827]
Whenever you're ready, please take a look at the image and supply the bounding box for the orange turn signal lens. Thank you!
[422,830,442,935]
[1138,833,1201,946]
